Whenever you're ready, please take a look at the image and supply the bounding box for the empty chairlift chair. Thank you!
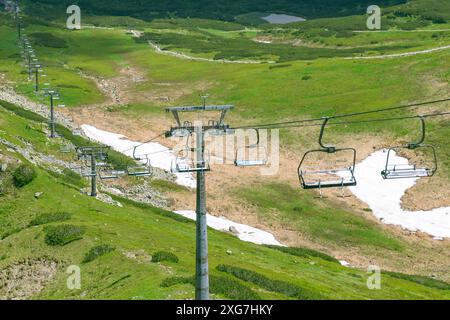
[298,117,357,191]
[234,129,268,167]
[173,148,211,173]
[99,165,126,180]
[381,116,437,179]
[127,158,153,177]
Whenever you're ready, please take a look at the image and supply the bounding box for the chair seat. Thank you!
[235,160,267,167]
[382,167,433,179]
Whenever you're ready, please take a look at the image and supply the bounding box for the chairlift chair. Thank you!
[234,129,268,167]
[127,156,153,177]
[298,117,357,190]
[172,148,211,173]
[99,165,126,180]
[381,116,438,179]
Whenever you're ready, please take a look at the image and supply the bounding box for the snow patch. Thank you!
[346,150,450,239]
[81,125,196,188]
[174,210,283,246]
[339,260,351,267]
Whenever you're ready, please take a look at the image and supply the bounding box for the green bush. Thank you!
[12,164,37,188]
[266,245,339,263]
[44,225,85,246]
[152,251,179,263]
[160,275,260,300]
[384,271,450,290]
[217,264,322,300]
[29,212,72,227]
[83,244,115,263]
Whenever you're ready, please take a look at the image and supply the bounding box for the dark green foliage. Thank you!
[83,244,115,263]
[152,251,179,263]
[44,224,85,246]
[0,100,46,123]
[217,264,322,300]
[29,212,72,227]
[266,245,339,263]
[161,275,260,300]
[138,31,416,62]
[12,164,37,188]
[385,271,450,290]
[29,32,68,48]
[24,0,407,21]
[109,194,192,223]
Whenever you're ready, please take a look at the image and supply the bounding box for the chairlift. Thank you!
[381,116,437,179]
[172,133,210,173]
[298,117,357,191]
[99,165,126,180]
[172,148,211,173]
[127,156,153,177]
[234,129,268,167]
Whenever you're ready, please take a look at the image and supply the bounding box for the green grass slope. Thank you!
[1,103,450,300]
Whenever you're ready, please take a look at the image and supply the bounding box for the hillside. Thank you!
[0,100,449,300]
[1,0,450,301]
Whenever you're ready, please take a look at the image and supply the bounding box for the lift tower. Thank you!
[166,104,233,300]
[76,146,111,197]
[43,89,60,138]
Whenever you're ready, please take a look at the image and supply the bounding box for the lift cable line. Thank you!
[237,110,450,131]
[234,97,450,130]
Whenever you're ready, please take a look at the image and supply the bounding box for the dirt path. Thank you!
[345,44,450,59]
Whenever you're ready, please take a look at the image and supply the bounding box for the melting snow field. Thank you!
[81,125,196,188]
[175,211,283,246]
[348,150,450,239]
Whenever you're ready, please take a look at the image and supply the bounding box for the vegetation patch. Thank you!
[266,245,339,263]
[151,251,179,263]
[0,100,46,123]
[161,275,260,300]
[83,244,115,263]
[12,164,37,188]
[217,264,322,300]
[44,224,85,246]
[385,271,450,290]
[29,212,72,227]
[30,32,68,48]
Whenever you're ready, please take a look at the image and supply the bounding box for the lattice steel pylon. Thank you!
[165,102,233,301]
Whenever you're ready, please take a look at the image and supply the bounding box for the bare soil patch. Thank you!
[0,258,58,300]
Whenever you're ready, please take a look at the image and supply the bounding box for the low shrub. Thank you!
[217,264,322,300]
[29,212,72,227]
[160,275,260,300]
[266,245,339,263]
[152,251,179,263]
[44,225,85,246]
[83,244,115,263]
[385,271,450,290]
[12,164,37,188]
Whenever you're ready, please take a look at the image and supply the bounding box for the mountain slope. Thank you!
[0,101,449,300]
